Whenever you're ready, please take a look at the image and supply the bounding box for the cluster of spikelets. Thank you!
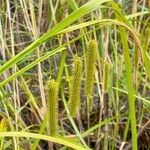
[47,79,58,136]
[85,40,97,110]
[103,61,110,93]
[68,40,97,116]
[68,56,82,117]
[46,40,98,136]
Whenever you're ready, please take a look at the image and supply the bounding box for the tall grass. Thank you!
[0,0,149,149]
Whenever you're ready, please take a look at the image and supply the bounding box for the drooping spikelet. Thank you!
[103,61,110,93]
[85,40,97,110]
[47,79,58,136]
[68,56,82,117]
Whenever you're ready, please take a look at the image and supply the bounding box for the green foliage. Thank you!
[0,0,149,149]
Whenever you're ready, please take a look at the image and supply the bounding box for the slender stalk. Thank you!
[120,27,138,150]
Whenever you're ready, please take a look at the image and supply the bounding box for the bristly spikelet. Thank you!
[85,40,97,109]
[104,61,110,93]
[47,79,58,136]
[68,56,82,117]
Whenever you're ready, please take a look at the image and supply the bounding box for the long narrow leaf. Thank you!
[0,0,110,75]
[0,132,87,150]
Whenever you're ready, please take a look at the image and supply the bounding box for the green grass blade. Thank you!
[120,27,138,150]
[0,0,111,75]
[0,132,87,150]
[81,117,117,138]
[0,47,66,88]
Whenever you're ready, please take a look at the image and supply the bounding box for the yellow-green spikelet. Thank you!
[47,79,58,136]
[85,40,97,109]
[104,61,110,93]
[68,56,82,117]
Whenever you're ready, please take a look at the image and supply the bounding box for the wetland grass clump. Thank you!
[85,40,97,110]
[0,0,149,149]
[68,56,83,117]
[47,79,59,136]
